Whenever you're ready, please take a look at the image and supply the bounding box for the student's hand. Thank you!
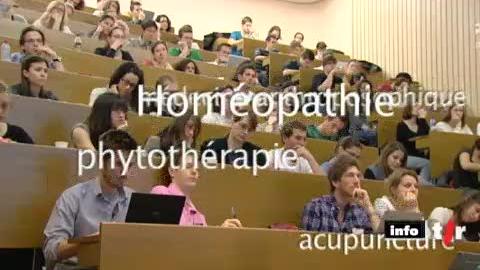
[111,38,125,50]
[418,107,427,119]
[38,45,58,59]
[295,146,313,160]
[116,121,128,130]
[138,11,145,21]
[353,188,373,210]
[399,191,418,209]
[221,219,242,228]
[267,115,277,126]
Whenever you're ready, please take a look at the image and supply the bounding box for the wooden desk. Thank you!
[73,223,479,270]
[268,52,297,86]
[0,142,463,248]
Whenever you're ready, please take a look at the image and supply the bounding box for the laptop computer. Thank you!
[449,252,480,270]
[125,193,185,225]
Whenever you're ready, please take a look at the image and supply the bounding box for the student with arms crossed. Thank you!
[266,120,323,175]
[151,148,242,227]
[43,130,138,270]
[301,154,380,233]
[451,138,480,191]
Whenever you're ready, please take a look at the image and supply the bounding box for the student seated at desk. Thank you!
[302,154,380,233]
[147,74,179,116]
[200,108,267,167]
[348,77,377,146]
[321,136,362,174]
[288,40,304,57]
[432,104,474,135]
[0,81,34,144]
[143,41,173,70]
[314,41,327,61]
[374,169,420,219]
[254,35,278,87]
[33,0,74,35]
[89,61,144,112]
[155,14,173,33]
[306,116,347,141]
[43,130,137,270]
[365,141,431,186]
[66,0,84,10]
[267,25,282,40]
[94,26,134,61]
[144,110,201,153]
[88,14,115,41]
[451,138,480,191]
[10,26,65,71]
[428,192,480,242]
[93,0,120,19]
[72,93,128,150]
[125,1,145,24]
[201,85,234,126]
[396,103,430,158]
[128,20,159,50]
[343,59,365,87]
[208,43,231,67]
[233,62,258,88]
[229,16,257,56]
[151,148,242,228]
[266,120,323,175]
[311,54,343,93]
[168,25,203,61]
[175,59,200,75]
[9,55,58,100]
[293,32,304,46]
[256,100,282,134]
[364,142,407,180]
[282,49,315,78]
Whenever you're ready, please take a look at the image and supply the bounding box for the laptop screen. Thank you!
[125,193,185,225]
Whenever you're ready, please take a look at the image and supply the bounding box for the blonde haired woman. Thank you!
[33,0,73,35]
[374,168,421,219]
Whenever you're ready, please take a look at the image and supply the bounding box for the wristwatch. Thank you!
[52,56,63,63]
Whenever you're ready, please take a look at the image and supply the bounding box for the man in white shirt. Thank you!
[267,120,324,175]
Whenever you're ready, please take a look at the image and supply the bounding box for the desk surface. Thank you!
[72,223,480,270]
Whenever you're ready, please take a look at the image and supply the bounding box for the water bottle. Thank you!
[429,118,436,127]
[1,40,11,61]
[73,36,82,51]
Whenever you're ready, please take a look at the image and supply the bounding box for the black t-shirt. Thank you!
[4,123,34,144]
[396,119,430,158]
[200,137,266,167]
[453,149,480,189]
